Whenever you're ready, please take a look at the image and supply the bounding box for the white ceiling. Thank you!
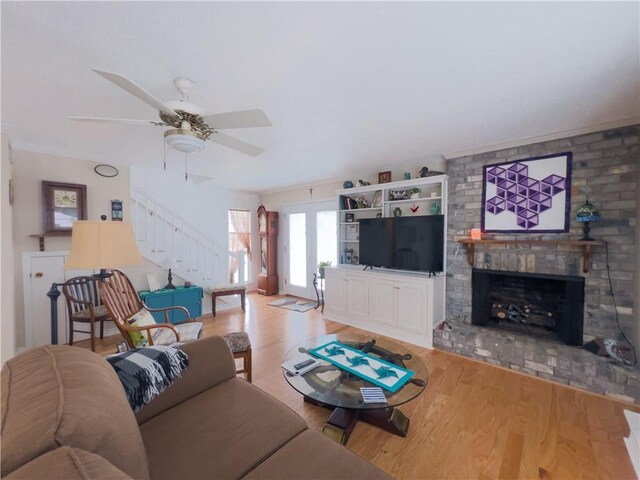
[2,2,638,192]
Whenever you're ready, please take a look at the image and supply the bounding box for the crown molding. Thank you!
[443,117,640,160]
[9,141,129,166]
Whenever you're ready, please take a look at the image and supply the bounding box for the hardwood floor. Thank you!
[82,293,640,480]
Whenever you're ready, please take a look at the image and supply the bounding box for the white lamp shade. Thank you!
[65,221,143,269]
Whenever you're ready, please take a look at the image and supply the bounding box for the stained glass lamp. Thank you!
[575,201,600,241]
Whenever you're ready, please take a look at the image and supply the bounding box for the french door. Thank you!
[284,200,337,299]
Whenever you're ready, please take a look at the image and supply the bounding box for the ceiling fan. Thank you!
[69,69,271,156]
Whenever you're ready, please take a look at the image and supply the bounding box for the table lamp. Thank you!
[65,220,143,278]
[575,200,600,241]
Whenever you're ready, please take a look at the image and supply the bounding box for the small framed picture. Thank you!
[116,341,130,353]
[378,171,392,184]
[345,213,355,222]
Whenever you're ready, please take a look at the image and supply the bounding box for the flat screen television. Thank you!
[359,215,444,273]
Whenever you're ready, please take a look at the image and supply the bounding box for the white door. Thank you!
[284,200,337,299]
[24,252,96,348]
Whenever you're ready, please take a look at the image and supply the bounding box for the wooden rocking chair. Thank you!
[98,269,202,349]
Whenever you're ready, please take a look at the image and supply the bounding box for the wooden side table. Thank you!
[211,286,246,317]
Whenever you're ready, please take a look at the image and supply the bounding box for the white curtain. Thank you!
[229,210,251,282]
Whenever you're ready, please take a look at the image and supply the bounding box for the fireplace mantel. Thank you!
[457,238,604,273]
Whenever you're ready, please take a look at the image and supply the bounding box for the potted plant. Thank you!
[407,187,421,199]
[318,260,332,279]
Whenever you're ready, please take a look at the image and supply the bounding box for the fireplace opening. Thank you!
[472,268,585,345]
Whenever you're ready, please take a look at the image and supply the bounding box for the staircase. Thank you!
[130,188,246,289]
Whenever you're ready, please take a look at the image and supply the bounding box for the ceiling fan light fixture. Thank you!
[164,128,206,154]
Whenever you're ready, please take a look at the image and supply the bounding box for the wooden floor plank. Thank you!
[76,293,639,480]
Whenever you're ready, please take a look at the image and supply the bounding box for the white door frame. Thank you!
[284,199,337,299]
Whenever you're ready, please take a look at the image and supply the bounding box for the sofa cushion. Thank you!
[5,447,133,480]
[140,377,307,480]
[243,429,392,480]
[1,346,149,480]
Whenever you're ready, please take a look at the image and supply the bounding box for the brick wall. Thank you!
[436,125,640,402]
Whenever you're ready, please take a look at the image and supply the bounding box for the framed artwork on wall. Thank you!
[42,181,87,235]
[481,152,572,233]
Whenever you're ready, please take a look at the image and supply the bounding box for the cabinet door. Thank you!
[346,275,368,320]
[397,281,427,333]
[369,279,397,327]
[324,270,347,315]
[143,294,174,324]
[174,288,203,322]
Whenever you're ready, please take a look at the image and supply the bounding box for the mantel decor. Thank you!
[481,152,572,233]
[42,181,87,235]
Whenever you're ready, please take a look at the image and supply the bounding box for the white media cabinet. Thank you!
[325,174,448,348]
[323,266,445,348]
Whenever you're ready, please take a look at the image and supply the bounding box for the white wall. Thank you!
[11,149,132,348]
[1,134,16,363]
[259,158,447,293]
[130,165,261,296]
[636,153,640,363]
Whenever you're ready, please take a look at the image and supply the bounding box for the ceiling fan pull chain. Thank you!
[163,142,167,171]
[184,153,188,181]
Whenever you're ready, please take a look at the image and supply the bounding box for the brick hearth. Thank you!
[436,125,639,403]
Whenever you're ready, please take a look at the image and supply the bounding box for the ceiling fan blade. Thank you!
[209,132,264,157]
[202,109,272,129]
[68,116,163,125]
[92,69,177,116]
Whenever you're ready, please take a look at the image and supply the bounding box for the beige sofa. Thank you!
[1,336,391,480]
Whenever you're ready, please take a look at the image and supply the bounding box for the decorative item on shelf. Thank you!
[318,260,332,279]
[575,200,600,241]
[393,207,402,217]
[404,172,411,180]
[470,228,482,240]
[343,180,354,189]
[372,190,383,207]
[419,167,430,177]
[42,181,88,235]
[410,204,420,214]
[344,248,354,264]
[353,255,359,264]
[355,196,370,208]
[111,199,123,221]
[356,180,371,187]
[345,213,355,222]
[376,213,382,218]
[430,202,440,215]
[407,187,421,199]
[420,166,446,178]
[162,257,178,290]
[378,171,392,184]
[389,190,407,201]
[184,281,192,288]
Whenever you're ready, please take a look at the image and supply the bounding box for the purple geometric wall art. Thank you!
[481,152,572,233]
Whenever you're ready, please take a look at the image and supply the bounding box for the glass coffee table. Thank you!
[282,334,428,444]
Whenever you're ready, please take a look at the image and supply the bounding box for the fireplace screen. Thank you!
[472,269,585,346]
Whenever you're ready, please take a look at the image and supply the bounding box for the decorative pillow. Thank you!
[127,309,157,347]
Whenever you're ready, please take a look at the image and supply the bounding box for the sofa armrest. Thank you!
[135,335,236,424]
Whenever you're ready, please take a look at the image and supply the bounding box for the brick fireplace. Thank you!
[434,125,639,403]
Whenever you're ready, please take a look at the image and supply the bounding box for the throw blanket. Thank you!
[107,345,189,412]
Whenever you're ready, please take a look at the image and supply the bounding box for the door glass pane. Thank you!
[317,210,337,273]
[289,213,307,287]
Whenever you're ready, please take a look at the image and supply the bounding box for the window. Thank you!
[228,209,251,283]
